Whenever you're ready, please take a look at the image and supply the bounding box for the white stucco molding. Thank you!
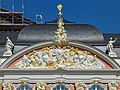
[0,69,120,75]
[1,41,120,69]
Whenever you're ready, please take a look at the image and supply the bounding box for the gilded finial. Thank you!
[57,4,63,11]
[55,4,67,46]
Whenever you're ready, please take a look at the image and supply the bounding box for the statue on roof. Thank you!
[3,37,14,56]
[106,37,117,57]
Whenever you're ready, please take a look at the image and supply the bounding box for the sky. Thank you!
[1,0,120,33]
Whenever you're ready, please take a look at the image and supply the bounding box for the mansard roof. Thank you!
[16,23,104,44]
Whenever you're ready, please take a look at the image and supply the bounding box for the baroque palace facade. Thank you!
[0,4,120,90]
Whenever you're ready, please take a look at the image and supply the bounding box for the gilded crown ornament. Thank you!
[57,4,62,11]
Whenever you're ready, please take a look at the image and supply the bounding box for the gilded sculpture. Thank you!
[55,4,67,45]
[15,45,105,69]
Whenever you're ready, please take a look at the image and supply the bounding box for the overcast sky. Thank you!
[1,0,120,33]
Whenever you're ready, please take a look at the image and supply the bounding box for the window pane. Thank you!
[17,85,32,90]
[89,85,104,90]
[53,85,68,90]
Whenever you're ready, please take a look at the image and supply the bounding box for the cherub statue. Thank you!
[36,82,46,90]
[106,37,117,57]
[3,37,14,56]
[75,82,85,90]
[108,82,118,90]
[2,82,13,90]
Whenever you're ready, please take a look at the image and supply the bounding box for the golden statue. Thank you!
[57,4,63,11]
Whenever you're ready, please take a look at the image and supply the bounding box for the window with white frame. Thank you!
[89,84,104,90]
[53,85,68,90]
[17,84,32,90]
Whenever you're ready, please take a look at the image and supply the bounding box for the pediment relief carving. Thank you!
[13,45,106,69]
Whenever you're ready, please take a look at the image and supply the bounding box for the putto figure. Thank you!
[108,82,118,90]
[2,82,13,90]
[75,82,85,90]
[36,82,46,90]
[3,37,14,56]
[106,37,117,57]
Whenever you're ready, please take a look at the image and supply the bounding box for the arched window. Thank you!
[17,85,32,90]
[53,85,68,90]
[89,85,104,90]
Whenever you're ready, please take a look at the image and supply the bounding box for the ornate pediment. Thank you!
[14,45,105,69]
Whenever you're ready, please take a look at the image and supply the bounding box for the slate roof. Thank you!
[0,25,120,46]
[0,25,120,56]
[16,24,104,44]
